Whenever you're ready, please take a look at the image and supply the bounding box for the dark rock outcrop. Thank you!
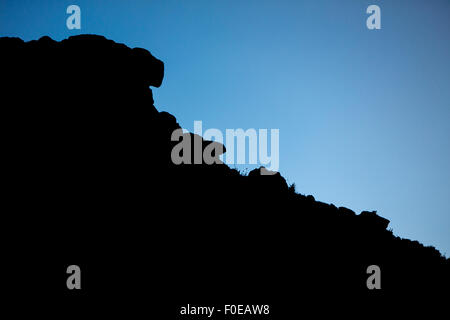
[2,35,448,316]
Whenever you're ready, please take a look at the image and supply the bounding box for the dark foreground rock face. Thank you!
[2,35,449,316]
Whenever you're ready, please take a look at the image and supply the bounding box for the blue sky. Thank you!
[1,0,449,256]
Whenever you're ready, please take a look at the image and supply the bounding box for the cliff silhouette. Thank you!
[2,35,448,316]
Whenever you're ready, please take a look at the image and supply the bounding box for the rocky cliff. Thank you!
[2,35,448,316]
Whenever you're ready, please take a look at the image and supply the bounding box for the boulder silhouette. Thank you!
[2,35,448,316]
[360,210,390,231]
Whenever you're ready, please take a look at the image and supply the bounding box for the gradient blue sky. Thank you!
[1,0,449,256]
